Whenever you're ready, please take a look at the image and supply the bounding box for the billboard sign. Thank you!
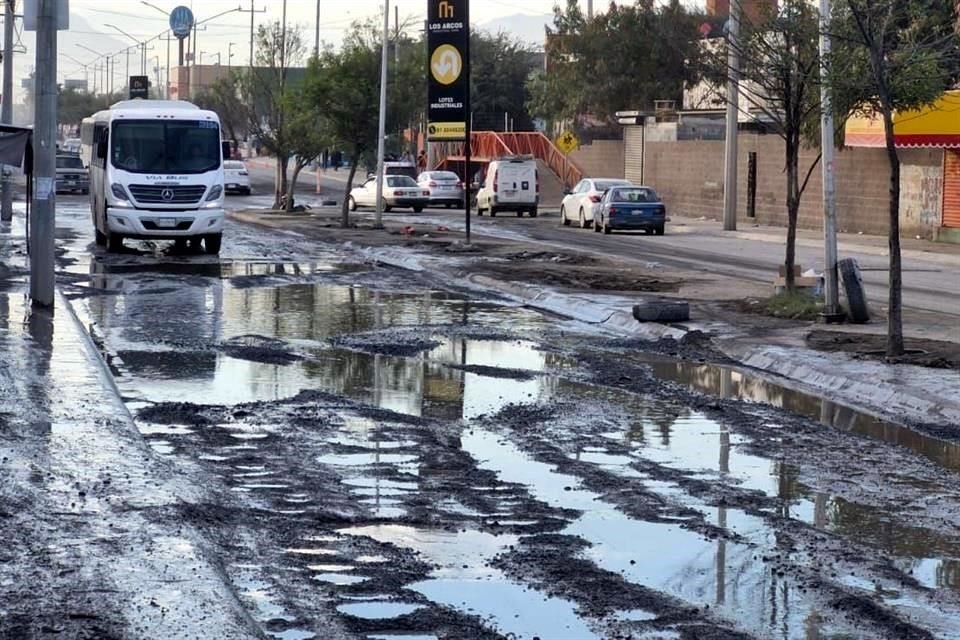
[426,0,469,141]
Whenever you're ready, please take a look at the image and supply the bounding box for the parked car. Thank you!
[224,160,251,195]
[417,170,464,208]
[348,175,429,212]
[61,138,82,155]
[55,153,89,195]
[560,178,633,229]
[594,185,666,235]
[476,156,539,217]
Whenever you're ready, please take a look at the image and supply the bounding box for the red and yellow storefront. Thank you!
[846,91,960,238]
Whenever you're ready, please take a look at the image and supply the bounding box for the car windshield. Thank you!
[111,120,221,174]
[610,187,659,203]
[56,156,84,169]
[431,172,459,181]
[595,180,629,191]
[387,176,418,187]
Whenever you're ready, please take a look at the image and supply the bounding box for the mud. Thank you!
[475,260,681,293]
[807,329,960,369]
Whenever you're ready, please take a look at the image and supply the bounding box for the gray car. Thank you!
[417,170,465,208]
[56,154,89,195]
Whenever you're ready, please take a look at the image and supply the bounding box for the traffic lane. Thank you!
[49,200,960,639]
[400,209,960,319]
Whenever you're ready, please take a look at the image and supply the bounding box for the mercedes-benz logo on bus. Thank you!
[161,188,175,202]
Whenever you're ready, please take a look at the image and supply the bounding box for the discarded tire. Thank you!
[839,257,870,324]
[633,300,690,323]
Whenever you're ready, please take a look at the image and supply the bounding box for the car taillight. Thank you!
[589,194,602,203]
[429,181,437,187]
[493,169,498,192]
[423,190,429,196]
[457,181,464,189]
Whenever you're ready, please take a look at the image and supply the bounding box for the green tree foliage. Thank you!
[193,74,247,146]
[470,31,540,131]
[57,88,118,127]
[829,0,960,356]
[304,19,423,227]
[720,0,823,291]
[237,21,308,210]
[527,0,710,127]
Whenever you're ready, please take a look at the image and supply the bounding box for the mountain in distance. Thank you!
[477,13,554,47]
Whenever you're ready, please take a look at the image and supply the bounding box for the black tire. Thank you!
[604,221,612,235]
[242,187,251,196]
[517,211,524,217]
[655,224,665,236]
[594,217,602,233]
[189,237,203,250]
[383,202,392,213]
[174,238,188,251]
[82,188,89,195]
[204,233,223,255]
[579,208,592,230]
[529,209,538,218]
[477,207,484,216]
[839,257,869,323]
[94,228,106,246]
[490,208,497,217]
[561,207,570,226]
[348,196,357,212]
[413,206,424,213]
[107,233,123,253]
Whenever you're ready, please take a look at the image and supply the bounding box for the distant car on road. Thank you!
[348,175,429,213]
[475,156,539,218]
[61,138,82,155]
[55,154,89,195]
[224,160,251,195]
[417,170,464,208]
[560,178,632,229]
[595,186,666,235]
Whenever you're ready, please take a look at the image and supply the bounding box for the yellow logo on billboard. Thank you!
[556,130,579,154]
[431,45,462,85]
[427,122,466,140]
[437,0,455,18]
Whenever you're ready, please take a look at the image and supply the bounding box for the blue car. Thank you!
[595,186,666,235]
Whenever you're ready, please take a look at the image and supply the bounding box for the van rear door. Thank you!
[496,160,537,204]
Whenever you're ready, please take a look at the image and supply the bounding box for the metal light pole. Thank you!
[1,0,15,222]
[819,0,842,321]
[105,24,146,75]
[314,0,320,57]
[374,0,389,229]
[77,44,105,94]
[31,0,57,308]
[587,0,593,19]
[722,0,741,231]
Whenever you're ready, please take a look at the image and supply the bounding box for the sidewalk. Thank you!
[0,220,259,638]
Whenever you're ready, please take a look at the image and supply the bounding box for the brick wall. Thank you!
[635,133,899,236]
[569,140,625,179]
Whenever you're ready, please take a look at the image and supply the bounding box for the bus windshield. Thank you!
[111,119,221,174]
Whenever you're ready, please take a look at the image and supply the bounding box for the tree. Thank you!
[282,85,330,212]
[193,73,247,146]
[57,88,120,129]
[829,0,960,356]
[527,0,710,128]
[470,31,540,131]
[238,21,308,210]
[304,19,423,227]
[711,1,823,292]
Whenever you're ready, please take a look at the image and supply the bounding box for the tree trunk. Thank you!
[286,162,306,212]
[341,155,360,228]
[784,137,799,292]
[881,108,904,358]
[274,155,290,210]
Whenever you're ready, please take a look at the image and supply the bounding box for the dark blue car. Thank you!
[595,186,666,235]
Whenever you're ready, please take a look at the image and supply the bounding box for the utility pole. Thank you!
[587,0,593,19]
[374,0,389,229]
[819,0,842,321]
[722,0,741,231]
[314,0,320,57]
[2,0,16,222]
[249,0,255,66]
[31,0,57,308]
[394,4,399,64]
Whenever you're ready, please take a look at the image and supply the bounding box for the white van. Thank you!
[80,100,227,254]
[476,156,539,217]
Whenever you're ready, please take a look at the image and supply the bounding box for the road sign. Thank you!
[426,0,468,142]
[169,5,194,39]
[556,130,579,155]
[129,75,149,99]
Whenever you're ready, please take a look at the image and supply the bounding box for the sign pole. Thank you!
[463,1,470,245]
[374,0,389,229]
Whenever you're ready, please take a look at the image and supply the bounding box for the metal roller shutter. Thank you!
[624,126,645,185]
[942,150,960,228]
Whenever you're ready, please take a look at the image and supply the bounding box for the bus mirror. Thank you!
[96,141,107,160]
[221,141,232,160]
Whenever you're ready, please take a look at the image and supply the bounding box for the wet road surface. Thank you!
[38,195,960,638]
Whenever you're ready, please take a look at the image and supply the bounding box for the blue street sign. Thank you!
[169,6,194,39]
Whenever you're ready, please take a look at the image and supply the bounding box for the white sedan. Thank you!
[560,178,632,229]
[224,160,251,195]
[348,175,430,213]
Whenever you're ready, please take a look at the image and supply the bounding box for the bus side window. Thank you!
[92,124,107,168]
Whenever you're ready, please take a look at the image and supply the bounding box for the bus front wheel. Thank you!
[204,233,222,255]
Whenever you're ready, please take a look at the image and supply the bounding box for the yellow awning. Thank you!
[845,91,960,149]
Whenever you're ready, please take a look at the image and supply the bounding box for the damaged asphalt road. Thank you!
[5,199,960,639]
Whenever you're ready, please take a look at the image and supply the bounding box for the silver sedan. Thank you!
[417,170,465,208]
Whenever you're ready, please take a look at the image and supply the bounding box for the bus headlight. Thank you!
[110,183,133,208]
[204,185,223,202]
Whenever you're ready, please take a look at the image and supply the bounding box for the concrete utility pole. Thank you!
[587,0,593,19]
[31,0,57,308]
[722,0,741,231]
[819,0,842,320]
[2,0,15,222]
[374,0,389,229]
[314,0,320,57]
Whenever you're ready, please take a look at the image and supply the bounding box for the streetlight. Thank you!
[228,42,236,70]
[77,44,106,95]
[61,53,92,92]
[105,23,147,76]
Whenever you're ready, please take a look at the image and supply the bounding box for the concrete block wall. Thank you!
[569,140,625,179]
